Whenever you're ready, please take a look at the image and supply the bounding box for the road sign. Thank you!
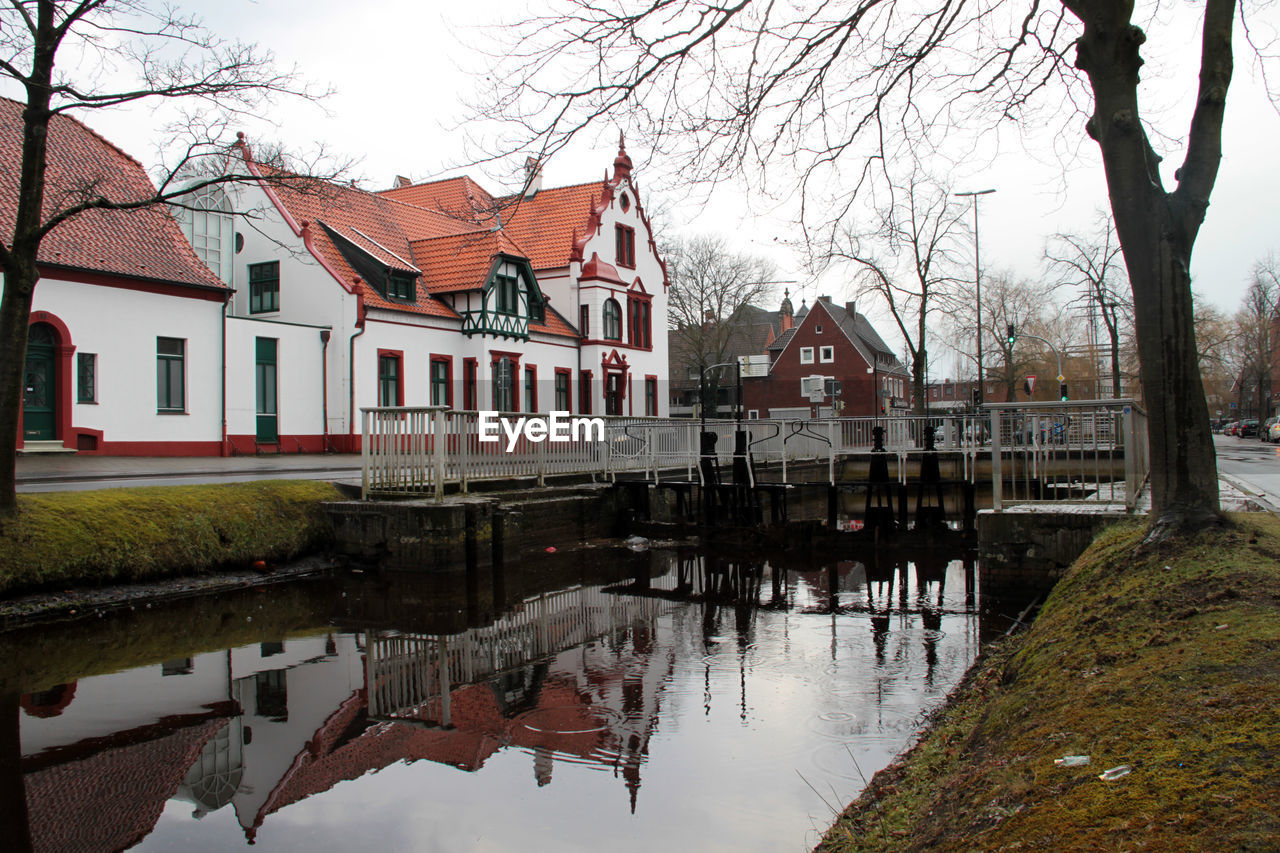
[1056,373,1065,383]
[1025,375,1036,395]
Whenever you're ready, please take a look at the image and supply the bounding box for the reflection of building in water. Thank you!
[14,583,676,847]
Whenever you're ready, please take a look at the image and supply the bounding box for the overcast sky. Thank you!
[8,1,1279,356]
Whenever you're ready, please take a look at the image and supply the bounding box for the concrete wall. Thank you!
[977,508,1127,598]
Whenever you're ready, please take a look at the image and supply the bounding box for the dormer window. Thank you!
[495,273,520,315]
[386,272,415,301]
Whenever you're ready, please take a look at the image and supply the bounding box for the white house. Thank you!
[4,92,669,457]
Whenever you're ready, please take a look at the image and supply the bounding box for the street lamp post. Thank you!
[955,189,996,409]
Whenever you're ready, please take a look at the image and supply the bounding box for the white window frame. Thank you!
[819,345,835,363]
[799,346,815,364]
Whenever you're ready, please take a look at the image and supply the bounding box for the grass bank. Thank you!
[818,514,1280,852]
[0,480,343,597]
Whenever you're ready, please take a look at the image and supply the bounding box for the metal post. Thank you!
[956,189,996,407]
[990,405,1003,511]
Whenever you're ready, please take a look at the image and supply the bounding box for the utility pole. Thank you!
[955,189,996,408]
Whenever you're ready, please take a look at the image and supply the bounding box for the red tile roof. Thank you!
[531,304,580,339]
[379,176,497,223]
[409,228,529,295]
[244,156,459,319]
[0,96,226,291]
[498,182,607,271]
[23,718,226,853]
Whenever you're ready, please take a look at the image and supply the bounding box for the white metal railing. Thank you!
[986,399,1149,511]
[361,408,990,497]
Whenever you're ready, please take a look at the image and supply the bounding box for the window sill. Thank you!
[157,409,188,415]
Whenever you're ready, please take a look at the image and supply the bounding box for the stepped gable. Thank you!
[0,96,224,291]
[240,151,457,319]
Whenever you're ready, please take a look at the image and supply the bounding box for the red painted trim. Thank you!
[555,367,573,413]
[25,312,76,449]
[430,353,454,407]
[35,265,227,301]
[579,336,651,352]
[376,348,405,406]
[83,440,226,456]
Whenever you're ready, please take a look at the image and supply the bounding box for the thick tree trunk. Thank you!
[1069,0,1231,535]
[0,275,36,516]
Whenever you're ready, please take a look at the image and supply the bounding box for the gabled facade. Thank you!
[743,296,910,418]
[6,95,669,456]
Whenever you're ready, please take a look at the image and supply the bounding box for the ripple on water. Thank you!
[512,704,624,736]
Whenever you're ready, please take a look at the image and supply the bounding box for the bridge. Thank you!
[360,400,1150,514]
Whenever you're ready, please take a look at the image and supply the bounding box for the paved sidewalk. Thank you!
[16,451,363,492]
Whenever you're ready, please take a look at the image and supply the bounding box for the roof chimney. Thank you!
[524,157,543,197]
[818,295,832,304]
[779,288,794,332]
[845,301,857,317]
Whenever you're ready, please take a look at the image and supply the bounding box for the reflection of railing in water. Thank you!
[366,583,673,722]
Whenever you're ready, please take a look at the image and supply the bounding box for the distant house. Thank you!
[667,301,786,417]
[4,93,669,455]
[742,295,910,418]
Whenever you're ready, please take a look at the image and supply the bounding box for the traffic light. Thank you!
[1006,323,1016,346]
[971,386,980,407]
[1059,382,1069,401]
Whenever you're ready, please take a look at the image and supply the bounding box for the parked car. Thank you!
[1264,417,1279,442]
[1269,419,1280,443]
[1240,419,1260,437]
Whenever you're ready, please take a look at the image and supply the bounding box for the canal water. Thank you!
[1,545,1017,851]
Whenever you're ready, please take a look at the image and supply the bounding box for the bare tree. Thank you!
[475,0,1267,536]
[0,1,341,515]
[1235,258,1279,419]
[664,234,778,417]
[973,274,1056,403]
[825,172,966,416]
[1045,213,1133,399]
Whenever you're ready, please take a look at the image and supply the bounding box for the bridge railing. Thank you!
[362,408,995,496]
[986,399,1148,511]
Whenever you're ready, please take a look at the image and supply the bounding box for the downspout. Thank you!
[320,328,331,452]
[221,289,231,457]
[348,285,366,453]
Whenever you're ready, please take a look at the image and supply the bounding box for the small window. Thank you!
[815,324,823,334]
[579,305,590,338]
[579,370,592,414]
[463,359,477,410]
[819,346,835,363]
[378,353,402,406]
[799,347,814,365]
[555,371,571,411]
[493,357,516,411]
[603,299,622,340]
[157,337,185,412]
[430,358,451,407]
[162,658,193,676]
[645,377,658,416]
[77,353,97,403]
[494,273,519,314]
[524,366,537,413]
[615,225,636,267]
[386,272,416,301]
[249,261,280,313]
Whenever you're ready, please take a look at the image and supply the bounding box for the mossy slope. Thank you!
[818,514,1280,852]
[0,480,342,596]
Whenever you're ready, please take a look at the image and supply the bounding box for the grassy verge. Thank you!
[0,480,343,597]
[817,513,1280,851]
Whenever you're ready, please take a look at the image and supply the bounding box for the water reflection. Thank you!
[0,548,1012,851]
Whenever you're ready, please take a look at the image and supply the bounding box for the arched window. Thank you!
[603,298,622,341]
[175,185,234,284]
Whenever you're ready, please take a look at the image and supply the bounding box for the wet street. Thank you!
[0,545,1018,851]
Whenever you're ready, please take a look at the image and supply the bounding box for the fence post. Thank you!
[361,409,372,500]
[989,406,1003,511]
[432,409,447,500]
[536,418,547,487]
[1124,405,1137,511]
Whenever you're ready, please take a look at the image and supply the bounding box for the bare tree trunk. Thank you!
[1069,0,1230,534]
[0,275,35,515]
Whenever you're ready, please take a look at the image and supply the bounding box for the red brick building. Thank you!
[742,296,910,418]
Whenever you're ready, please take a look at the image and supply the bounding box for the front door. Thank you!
[23,323,57,441]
